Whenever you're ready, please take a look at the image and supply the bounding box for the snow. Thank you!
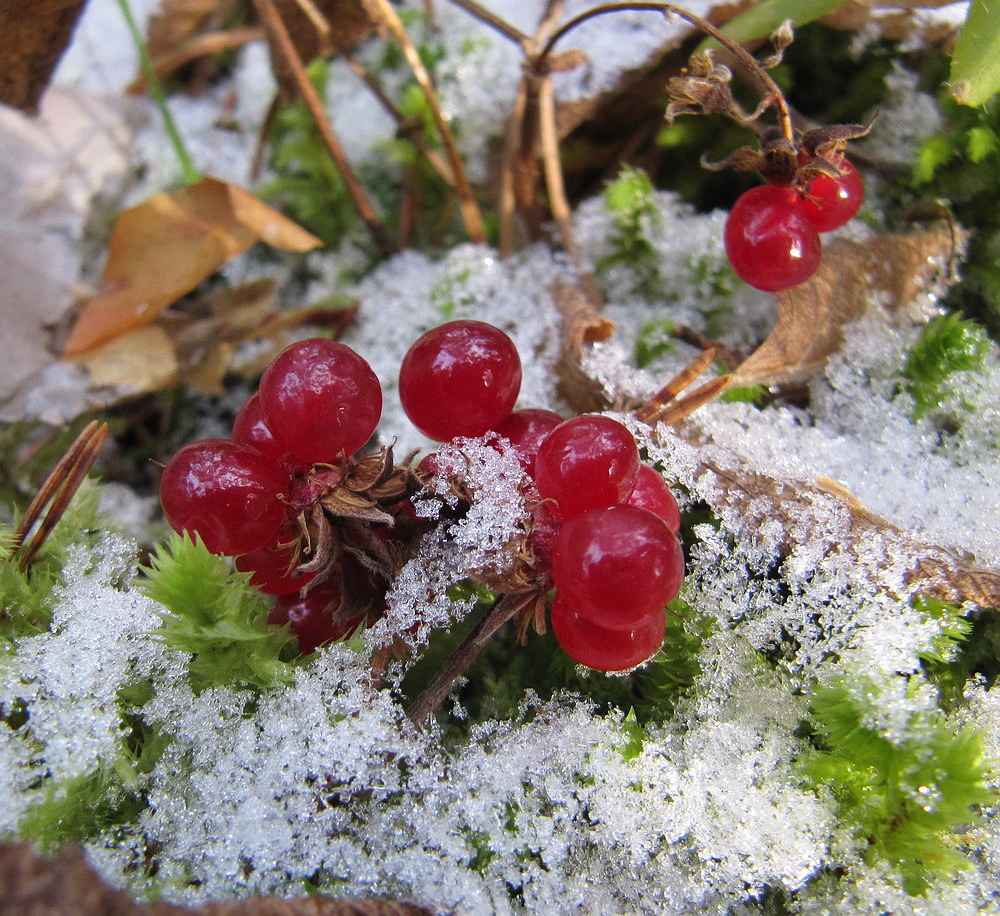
[4,0,999,913]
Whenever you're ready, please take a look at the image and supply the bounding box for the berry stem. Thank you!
[407,593,522,727]
[537,2,795,144]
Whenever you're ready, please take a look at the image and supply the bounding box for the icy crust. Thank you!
[369,435,530,653]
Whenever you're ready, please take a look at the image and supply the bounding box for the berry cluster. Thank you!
[724,157,864,292]
[159,337,390,652]
[398,321,685,673]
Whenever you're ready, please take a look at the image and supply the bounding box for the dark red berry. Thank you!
[551,592,665,672]
[552,505,684,630]
[534,415,640,521]
[493,408,564,473]
[398,320,522,442]
[624,465,681,536]
[268,579,363,654]
[258,338,382,465]
[799,160,864,232]
[724,185,822,292]
[159,439,289,556]
[235,542,317,596]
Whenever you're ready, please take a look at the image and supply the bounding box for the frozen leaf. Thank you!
[731,228,959,387]
[62,177,322,357]
[0,0,87,113]
[145,0,225,64]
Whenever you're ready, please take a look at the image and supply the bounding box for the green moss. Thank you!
[1,478,105,649]
[901,312,990,420]
[802,678,996,895]
[140,532,298,692]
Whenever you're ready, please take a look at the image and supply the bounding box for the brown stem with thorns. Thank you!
[10,421,109,572]
[367,0,486,244]
[251,0,393,257]
[537,2,795,144]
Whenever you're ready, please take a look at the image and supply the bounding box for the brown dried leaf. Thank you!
[0,0,87,113]
[146,0,226,63]
[0,841,434,915]
[731,227,959,387]
[674,428,1000,609]
[62,177,322,357]
[75,325,180,392]
[551,277,616,413]
[267,0,376,96]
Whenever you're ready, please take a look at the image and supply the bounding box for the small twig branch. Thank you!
[367,0,486,244]
[251,0,393,257]
[10,422,109,572]
[538,1,795,143]
[448,0,530,46]
[407,593,522,727]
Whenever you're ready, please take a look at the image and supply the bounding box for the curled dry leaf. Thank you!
[550,277,616,414]
[731,227,960,387]
[62,177,322,358]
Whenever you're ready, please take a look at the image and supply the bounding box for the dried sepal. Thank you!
[665,50,760,125]
[759,18,794,70]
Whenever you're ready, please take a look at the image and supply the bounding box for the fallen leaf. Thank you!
[62,177,322,357]
[267,0,376,97]
[76,325,180,392]
[0,0,87,113]
[731,227,959,387]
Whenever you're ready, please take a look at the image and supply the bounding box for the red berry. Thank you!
[552,505,684,630]
[268,579,363,654]
[551,592,665,672]
[159,439,289,556]
[235,542,317,596]
[724,185,822,292]
[534,415,640,521]
[799,160,864,232]
[527,500,560,589]
[399,320,522,442]
[624,465,681,536]
[232,392,293,469]
[258,338,382,465]
[493,408,564,473]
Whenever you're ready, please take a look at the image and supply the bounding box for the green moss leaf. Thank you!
[901,313,990,419]
[803,679,997,895]
[949,0,1000,107]
[141,532,298,692]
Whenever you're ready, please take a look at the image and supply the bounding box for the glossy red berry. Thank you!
[624,464,681,536]
[399,320,522,442]
[232,392,293,469]
[268,579,363,654]
[534,415,640,521]
[492,408,564,473]
[258,338,382,465]
[235,542,317,596]
[799,160,864,232]
[159,439,289,556]
[551,592,665,672]
[552,505,684,630]
[724,185,822,292]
